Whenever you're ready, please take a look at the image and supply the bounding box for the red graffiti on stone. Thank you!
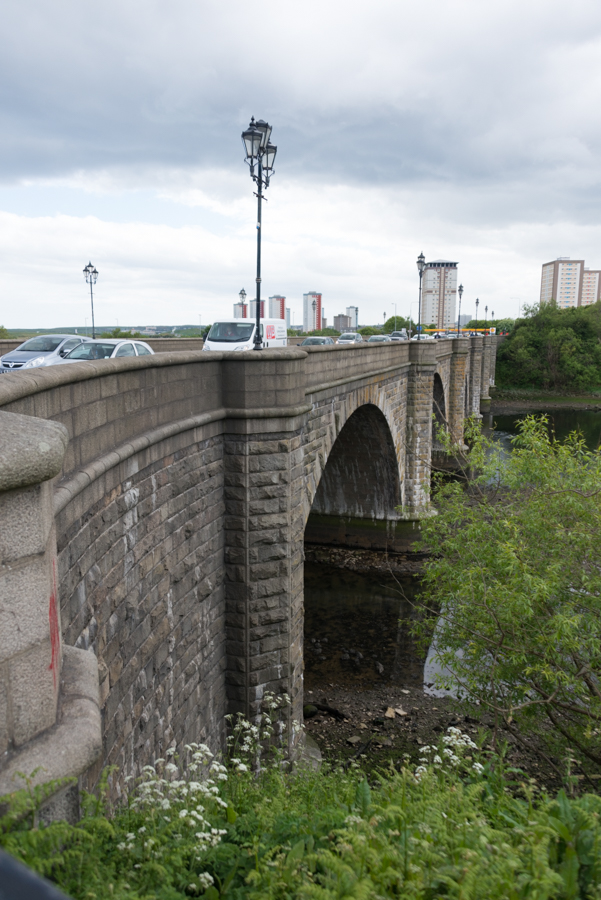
[48,559,60,691]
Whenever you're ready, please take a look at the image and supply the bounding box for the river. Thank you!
[304,407,601,696]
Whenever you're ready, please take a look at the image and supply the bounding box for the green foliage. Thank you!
[496,301,601,389]
[417,415,601,769]
[359,326,378,336]
[100,328,145,339]
[0,324,9,338]
[6,721,601,899]
[464,317,515,333]
[382,316,409,334]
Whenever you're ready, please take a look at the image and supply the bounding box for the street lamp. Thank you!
[312,298,317,332]
[485,305,488,329]
[457,283,463,336]
[475,297,480,331]
[383,311,386,329]
[239,288,247,317]
[83,262,98,338]
[416,252,426,338]
[241,117,277,350]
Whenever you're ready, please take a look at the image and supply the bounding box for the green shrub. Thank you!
[4,698,601,898]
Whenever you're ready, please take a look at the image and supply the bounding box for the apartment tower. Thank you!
[268,295,286,319]
[540,258,601,308]
[422,261,458,328]
[303,291,322,331]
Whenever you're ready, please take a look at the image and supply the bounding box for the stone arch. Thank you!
[309,403,401,522]
[432,373,446,449]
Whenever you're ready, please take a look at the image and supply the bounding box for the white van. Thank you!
[202,318,288,352]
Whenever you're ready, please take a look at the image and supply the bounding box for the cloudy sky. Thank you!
[2,0,601,329]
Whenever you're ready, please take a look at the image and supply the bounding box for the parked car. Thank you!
[300,336,335,346]
[389,330,408,341]
[367,334,392,343]
[410,333,435,341]
[58,339,154,362]
[336,333,363,345]
[0,334,91,373]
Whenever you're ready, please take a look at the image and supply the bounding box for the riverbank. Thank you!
[303,548,580,794]
[491,386,601,414]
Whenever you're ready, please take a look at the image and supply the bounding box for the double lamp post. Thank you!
[241,117,277,350]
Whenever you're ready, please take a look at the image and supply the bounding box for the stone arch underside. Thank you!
[432,373,446,450]
[310,403,401,521]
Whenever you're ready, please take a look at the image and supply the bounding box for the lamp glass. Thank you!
[417,252,426,274]
[242,125,261,160]
[254,119,272,149]
[264,142,277,172]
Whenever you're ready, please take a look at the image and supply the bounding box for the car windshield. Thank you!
[66,343,116,360]
[369,336,387,341]
[339,334,356,341]
[17,337,64,352]
[302,338,324,345]
[207,323,254,343]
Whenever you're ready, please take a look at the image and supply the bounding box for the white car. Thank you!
[58,339,154,362]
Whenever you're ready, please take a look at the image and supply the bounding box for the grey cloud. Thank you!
[1,0,601,226]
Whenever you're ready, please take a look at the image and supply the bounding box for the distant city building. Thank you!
[334,314,352,331]
[321,316,327,328]
[249,299,265,319]
[269,295,286,319]
[422,261,458,328]
[346,306,359,329]
[233,300,248,318]
[582,269,601,306]
[539,257,601,308]
[285,308,291,328]
[303,291,322,331]
[458,313,471,327]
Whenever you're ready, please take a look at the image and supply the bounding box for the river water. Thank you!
[304,407,601,695]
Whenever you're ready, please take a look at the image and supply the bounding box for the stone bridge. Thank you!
[0,336,496,810]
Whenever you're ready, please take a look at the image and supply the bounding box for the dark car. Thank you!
[367,334,392,343]
[0,334,90,374]
[300,337,335,346]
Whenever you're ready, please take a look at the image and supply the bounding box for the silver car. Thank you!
[337,333,363,345]
[0,334,91,374]
[58,339,154,362]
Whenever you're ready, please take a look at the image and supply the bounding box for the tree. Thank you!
[100,327,144,339]
[414,416,601,769]
[383,315,409,334]
[0,325,9,338]
[496,301,601,390]
[359,326,378,336]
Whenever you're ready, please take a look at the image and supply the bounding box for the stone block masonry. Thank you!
[0,338,496,805]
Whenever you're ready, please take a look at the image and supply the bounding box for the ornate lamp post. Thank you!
[485,305,488,329]
[457,283,464,336]
[239,288,247,317]
[312,298,317,331]
[416,252,426,338]
[475,297,480,331]
[83,262,98,338]
[241,117,277,350]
